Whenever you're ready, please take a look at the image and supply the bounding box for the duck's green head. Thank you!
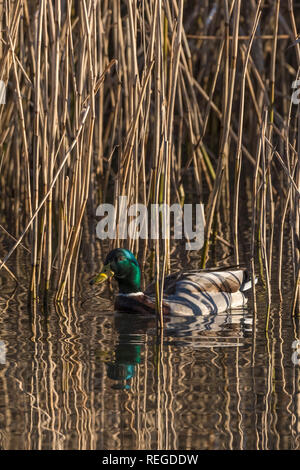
[90,248,141,294]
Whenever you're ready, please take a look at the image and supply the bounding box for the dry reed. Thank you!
[0,0,299,320]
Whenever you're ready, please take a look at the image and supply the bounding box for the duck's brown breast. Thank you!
[115,293,170,315]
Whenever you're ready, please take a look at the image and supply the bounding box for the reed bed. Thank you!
[0,0,299,317]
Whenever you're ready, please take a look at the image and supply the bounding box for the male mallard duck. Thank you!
[90,248,254,316]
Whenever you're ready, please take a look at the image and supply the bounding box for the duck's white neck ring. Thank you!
[117,292,144,297]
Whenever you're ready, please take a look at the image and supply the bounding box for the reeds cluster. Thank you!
[0,1,299,316]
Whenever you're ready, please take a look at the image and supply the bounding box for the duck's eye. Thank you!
[117,256,125,262]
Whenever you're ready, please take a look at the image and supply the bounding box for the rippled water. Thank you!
[0,248,299,450]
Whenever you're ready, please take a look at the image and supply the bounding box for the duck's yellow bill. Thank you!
[90,264,114,285]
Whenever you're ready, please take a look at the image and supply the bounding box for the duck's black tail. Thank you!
[240,270,258,292]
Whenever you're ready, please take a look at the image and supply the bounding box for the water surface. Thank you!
[0,249,299,450]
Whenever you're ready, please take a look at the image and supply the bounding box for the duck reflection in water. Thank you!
[105,313,160,390]
[104,308,252,389]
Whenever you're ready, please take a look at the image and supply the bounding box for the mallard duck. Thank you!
[90,248,254,316]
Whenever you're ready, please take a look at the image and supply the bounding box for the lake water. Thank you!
[0,247,299,450]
